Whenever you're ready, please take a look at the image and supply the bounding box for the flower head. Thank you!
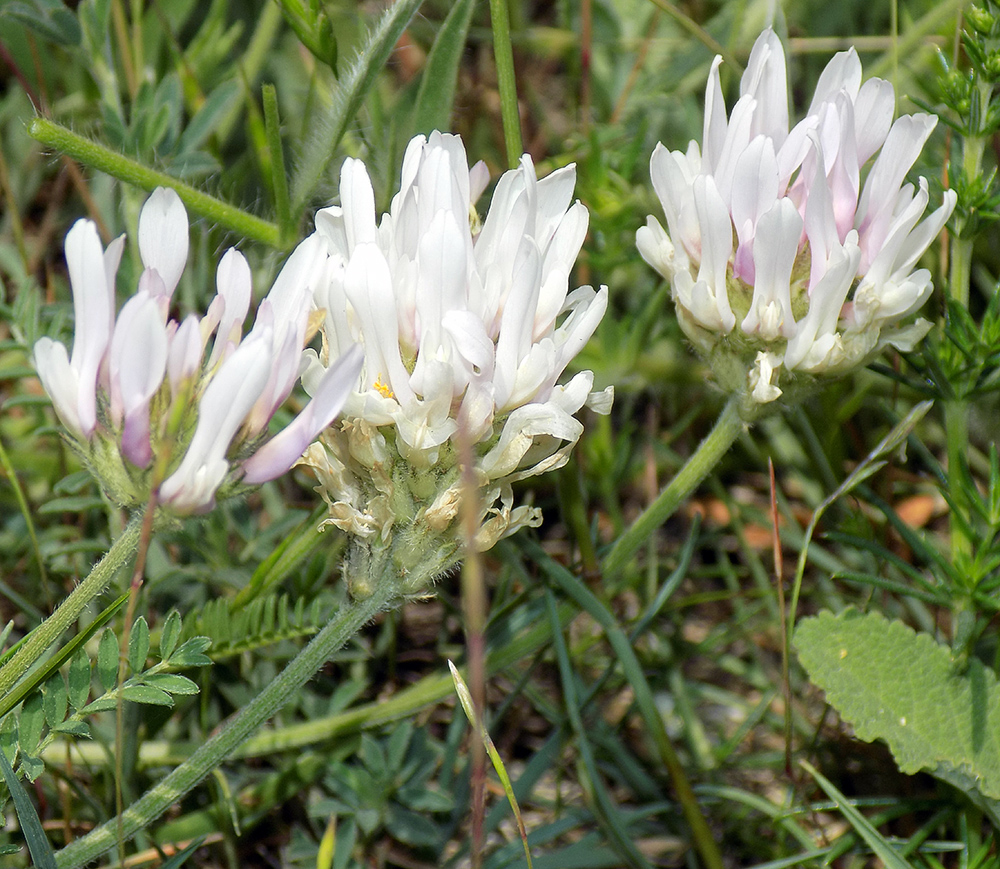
[637,29,956,411]
[300,132,612,596]
[34,188,362,514]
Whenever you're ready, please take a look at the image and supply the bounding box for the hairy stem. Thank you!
[55,579,401,869]
[0,516,142,708]
[602,396,745,577]
[28,119,281,248]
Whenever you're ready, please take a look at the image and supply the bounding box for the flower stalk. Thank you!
[55,576,403,869]
[602,396,744,577]
[0,515,142,709]
[28,119,282,248]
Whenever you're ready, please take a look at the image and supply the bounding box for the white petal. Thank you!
[34,338,83,437]
[808,47,861,114]
[702,55,727,173]
[693,175,736,331]
[159,335,272,512]
[340,158,379,248]
[138,187,189,297]
[343,243,414,404]
[741,29,789,146]
[742,198,801,340]
[64,218,113,436]
[208,248,252,368]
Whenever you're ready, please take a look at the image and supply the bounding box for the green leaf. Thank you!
[168,637,212,668]
[160,611,182,661]
[177,80,241,154]
[97,629,119,692]
[412,0,475,135]
[19,694,44,754]
[67,649,91,711]
[128,617,150,674]
[143,673,199,696]
[20,754,44,783]
[120,684,174,707]
[51,720,90,738]
[795,609,1000,802]
[0,747,56,869]
[81,696,118,715]
[0,716,17,765]
[42,674,68,729]
[0,0,81,46]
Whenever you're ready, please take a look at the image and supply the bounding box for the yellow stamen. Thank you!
[374,376,395,399]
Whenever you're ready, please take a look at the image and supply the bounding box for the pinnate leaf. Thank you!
[97,629,119,691]
[120,684,174,707]
[128,617,150,674]
[160,611,181,661]
[143,673,199,696]
[795,608,1000,802]
[68,649,91,710]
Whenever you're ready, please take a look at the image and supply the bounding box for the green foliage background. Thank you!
[2,0,1000,866]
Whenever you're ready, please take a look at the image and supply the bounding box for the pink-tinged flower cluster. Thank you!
[34,188,361,514]
[637,29,956,407]
[298,132,611,596]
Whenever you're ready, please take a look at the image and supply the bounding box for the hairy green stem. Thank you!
[0,516,142,707]
[602,396,745,577]
[55,579,402,869]
[488,0,523,167]
[28,119,281,248]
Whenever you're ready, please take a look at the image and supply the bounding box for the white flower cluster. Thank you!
[637,29,956,406]
[34,188,361,514]
[299,133,612,594]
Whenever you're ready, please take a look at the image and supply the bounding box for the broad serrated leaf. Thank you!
[42,674,68,729]
[120,684,174,707]
[128,617,150,674]
[19,694,44,754]
[97,629,119,692]
[160,611,181,661]
[795,608,1000,801]
[68,649,91,710]
[143,673,199,696]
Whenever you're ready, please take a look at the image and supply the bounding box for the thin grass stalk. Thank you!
[488,0,523,167]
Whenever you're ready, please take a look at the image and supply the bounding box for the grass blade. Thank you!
[0,745,57,869]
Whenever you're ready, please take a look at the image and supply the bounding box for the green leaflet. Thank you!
[795,608,1000,818]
